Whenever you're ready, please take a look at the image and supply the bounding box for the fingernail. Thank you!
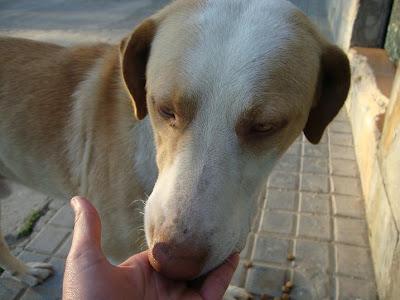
[70,196,81,214]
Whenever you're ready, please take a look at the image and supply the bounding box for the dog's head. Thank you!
[120,0,350,280]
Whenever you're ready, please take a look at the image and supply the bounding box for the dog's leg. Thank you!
[0,232,53,286]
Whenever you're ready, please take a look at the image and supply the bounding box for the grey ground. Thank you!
[0,1,377,299]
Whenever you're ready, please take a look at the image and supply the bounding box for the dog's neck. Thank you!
[68,44,158,197]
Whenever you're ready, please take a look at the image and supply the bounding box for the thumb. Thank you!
[200,253,239,300]
[69,196,102,256]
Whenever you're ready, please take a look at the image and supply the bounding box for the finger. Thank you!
[120,250,150,267]
[199,253,239,300]
[69,196,102,253]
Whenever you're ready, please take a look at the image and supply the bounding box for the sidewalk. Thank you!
[0,110,378,300]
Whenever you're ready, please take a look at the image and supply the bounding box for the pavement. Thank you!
[0,1,378,299]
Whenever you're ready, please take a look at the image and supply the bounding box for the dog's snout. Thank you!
[148,241,208,280]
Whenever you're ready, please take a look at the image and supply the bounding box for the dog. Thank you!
[0,0,350,297]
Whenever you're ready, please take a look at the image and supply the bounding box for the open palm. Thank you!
[63,196,238,300]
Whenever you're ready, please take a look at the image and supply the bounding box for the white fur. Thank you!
[144,0,321,274]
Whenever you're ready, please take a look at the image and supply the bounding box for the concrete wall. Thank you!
[347,48,400,300]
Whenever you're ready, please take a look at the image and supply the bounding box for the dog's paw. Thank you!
[224,285,253,300]
[17,262,54,286]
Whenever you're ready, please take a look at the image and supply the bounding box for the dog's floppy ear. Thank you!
[120,19,157,120]
[303,45,351,144]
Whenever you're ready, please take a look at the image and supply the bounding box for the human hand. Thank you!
[63,196,239,300]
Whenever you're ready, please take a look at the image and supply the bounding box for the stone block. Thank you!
[268,172,299,190]
[334,217,368,246]
[260,211,295,235]
[298,214,331,241]
[335,276,377,300]
[18,251,49,263]
[329,132,354,146]
[285,142,301,156]
[330,145,356,160]
[295,239,330,271]
[253,235,291,264]
[292,267,330,300]
[245,264,288,297]
[24,257,65,300]
[265,189,298,211]
[333,195,364,218]
[331,158,360,177]
[275,154,301,173]
[329,121,352,134]
[300,192,330,214]
[331,176,362,196]
[55,234,72,258]
[335,244,374,279]
[26,226,70,254]
[301,174,329,193]
[0,277,25,300]
[231,261,247,287]
[302,157,329,174]
[303,144,329,158]
[49,205,74,228]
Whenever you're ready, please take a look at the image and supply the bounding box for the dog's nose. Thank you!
[148,241,208,280]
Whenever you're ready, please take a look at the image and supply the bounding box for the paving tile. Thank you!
[334,109,349,122]
[253,235,291,264]
[300,192,330,214]
[334,217,368,246]
[268,172,299,190]
[302,157,329,174]
[18,251,49,263]
[330,145,356,160]
[240,233,255,259]
[265,189,298,211]
[285,142,301,156]
[298,214,331,240]
[329,121,352,133]
[304,143,329,157]
[331,158,360,177]
[335,276,377,300]
[275,154,301,173]
[295,239,330,271]
[329,132,354,146]
[335,245,374,279]
[231,261,247,287]
[55,234,72,258]
[260,211,295,235]
[24,257,65,300]
[333,195,364,218]
[331,176,362,196]
[292,268,330,300]
[0,277,25,300]
[245,264,288,297]
[49,205,74,228]
[26,226,70,254]
[301,174,329,193]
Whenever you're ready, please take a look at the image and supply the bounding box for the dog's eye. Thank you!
[250,120,288,136]
[158,105,176,120]
[251,123,276,134]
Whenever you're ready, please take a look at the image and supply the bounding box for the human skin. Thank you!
[62,196,239,300]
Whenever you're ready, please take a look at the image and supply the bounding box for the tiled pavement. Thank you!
[0,110,378,299]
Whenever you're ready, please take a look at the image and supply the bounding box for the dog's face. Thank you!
[120,0,350,279]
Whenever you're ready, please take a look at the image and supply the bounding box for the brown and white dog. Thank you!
[0,0,350,296]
